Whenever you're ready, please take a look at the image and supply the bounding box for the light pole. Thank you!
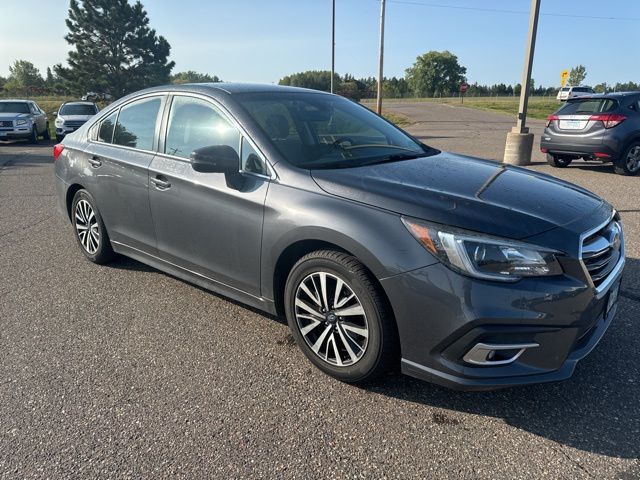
[503,0,541,165]
[331,0,336,94]
[376,0,386,115]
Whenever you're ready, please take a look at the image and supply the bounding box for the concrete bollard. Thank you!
[503,128,534,165]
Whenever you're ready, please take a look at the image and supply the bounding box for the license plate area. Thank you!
[559,119,586,130]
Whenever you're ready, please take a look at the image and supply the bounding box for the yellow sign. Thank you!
[560,69,569,87]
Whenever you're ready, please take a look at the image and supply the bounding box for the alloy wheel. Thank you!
[626,145,640,173]
[74,199,100,254]
[294,271,369,367]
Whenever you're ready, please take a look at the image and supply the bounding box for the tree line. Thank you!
[0,0,637,100]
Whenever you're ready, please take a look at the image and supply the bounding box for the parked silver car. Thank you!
[0,99,49,143]
[54,101,99,142]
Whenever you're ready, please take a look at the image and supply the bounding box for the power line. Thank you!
[383,0,640,22]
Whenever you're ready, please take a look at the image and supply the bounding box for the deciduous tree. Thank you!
[405,51,466,97]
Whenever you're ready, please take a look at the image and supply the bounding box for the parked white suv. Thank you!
[557,86,595,101]
[54,101,99,142]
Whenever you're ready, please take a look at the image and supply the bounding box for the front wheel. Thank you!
[546,153,572,168]
[284,250,398,383]
[71,189,116,264]
[30,126,38,144]
[614,142,640,176]
[43,124,50,141]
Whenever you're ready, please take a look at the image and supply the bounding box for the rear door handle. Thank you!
[88,156,102,168]
[151,175,171,190]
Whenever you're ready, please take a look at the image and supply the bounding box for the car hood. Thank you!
[59,115,93,121]
[0,113,30,121]
[311,152,605,240]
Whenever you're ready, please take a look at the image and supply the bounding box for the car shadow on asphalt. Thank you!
[106,256,287,326]
[363,256,640,459]
[108,249,640,459]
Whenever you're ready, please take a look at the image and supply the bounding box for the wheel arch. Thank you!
[65,183,85,221]
[269,234,394,323]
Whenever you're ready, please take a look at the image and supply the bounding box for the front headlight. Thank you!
[402,217,563,281]
[55,118,65,127]
[16,119,29,126]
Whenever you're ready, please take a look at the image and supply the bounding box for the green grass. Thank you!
[381,110,411,126]
[368,96,561,120]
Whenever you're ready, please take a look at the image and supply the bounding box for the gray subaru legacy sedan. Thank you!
[53,84,625,390]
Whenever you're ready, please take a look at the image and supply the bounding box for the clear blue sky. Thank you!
[1,0,638,87]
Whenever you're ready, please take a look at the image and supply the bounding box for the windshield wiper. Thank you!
[359,152,424,166]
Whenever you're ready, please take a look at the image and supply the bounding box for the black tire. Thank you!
[30,126,38,144]
[614,141,640,176]
[284,250,398,383]
[546,153,572,168]
[71,189,116,264]
[43,124,50,141]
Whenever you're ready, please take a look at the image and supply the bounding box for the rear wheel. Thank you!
[71,189,115,264]
[614,142,640,176]
[284,250,398,383]
[546,153,572,168]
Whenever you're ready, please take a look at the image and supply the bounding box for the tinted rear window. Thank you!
[558,98,618,115]
[571,87,592,93]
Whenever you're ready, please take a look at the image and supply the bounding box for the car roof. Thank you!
[61,101,97,106]
[567,91,640,100]
[133,82,326,98]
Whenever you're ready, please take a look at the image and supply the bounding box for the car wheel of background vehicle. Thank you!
[30,126,38,144]
[284,250,398,384]
[614,141,640,176]
[71,189,116,264]
[43,124,50,141]
[546,153,572,168]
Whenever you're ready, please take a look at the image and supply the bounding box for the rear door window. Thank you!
[558,99,618,115]
[113,97,162,150]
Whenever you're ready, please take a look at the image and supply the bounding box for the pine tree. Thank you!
[56,0,175,98]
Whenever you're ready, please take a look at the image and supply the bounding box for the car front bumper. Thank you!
[380,257,624,391]
[0,126,33,140]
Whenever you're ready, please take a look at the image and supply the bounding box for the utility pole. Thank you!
[331,0,336,94]
[376,0,386,115]
[503,0,541,165]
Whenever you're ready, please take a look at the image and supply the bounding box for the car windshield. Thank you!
[236,92,434,169]
[558,98,618,115]
[60,104,98,116]
[0,102,30,114]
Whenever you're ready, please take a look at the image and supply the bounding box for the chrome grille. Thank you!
[0,121,13,128]
[581,220,622,286]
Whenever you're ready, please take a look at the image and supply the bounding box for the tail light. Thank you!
[53,143,64,161]
[546,114,559,128]
[589,113,626,129]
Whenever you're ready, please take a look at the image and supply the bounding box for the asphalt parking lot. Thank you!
[1,104,639,479]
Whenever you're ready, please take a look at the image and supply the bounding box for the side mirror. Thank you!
[190,145,239,174]
[53,111,58,116]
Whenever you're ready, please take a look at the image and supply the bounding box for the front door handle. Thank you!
[151,175,171,190]
[88,156,102,168]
